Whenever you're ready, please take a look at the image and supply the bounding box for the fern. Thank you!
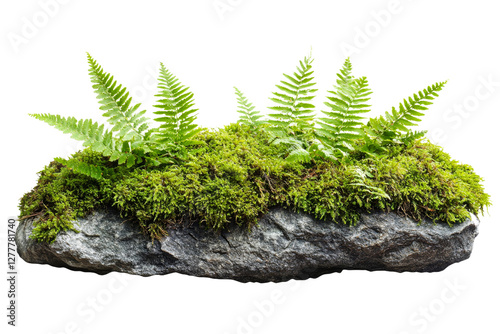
[348,166,390,200]
[30,56,170,179]
[29,53,447,181]
[87,53,150,144]
[267,55,317,136]
[234,87,264,128]
[266,55,318,162]
[29,114,148,172]
[361,81,447,154]
[54,157,112,179]
[316,59,372,159]
[153,63,202,147]
[400,129,427,144]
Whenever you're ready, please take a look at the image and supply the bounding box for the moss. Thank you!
[19,123,491,243]
[19,152,109,243]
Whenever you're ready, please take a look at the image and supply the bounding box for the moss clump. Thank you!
[19,124,491,243]
[18,152,112,243]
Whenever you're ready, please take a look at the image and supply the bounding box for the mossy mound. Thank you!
[19,123,490,243]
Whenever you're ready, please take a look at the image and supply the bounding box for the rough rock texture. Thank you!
[16,208,479,282]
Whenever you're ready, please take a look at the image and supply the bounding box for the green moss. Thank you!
[19,151,110,243]
[19,124,491,243]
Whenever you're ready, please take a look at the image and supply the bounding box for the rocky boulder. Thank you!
[15,208,479,282]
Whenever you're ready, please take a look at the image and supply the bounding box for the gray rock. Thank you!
[15,208,479,282]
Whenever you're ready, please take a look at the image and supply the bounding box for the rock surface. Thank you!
[16,208,479,282]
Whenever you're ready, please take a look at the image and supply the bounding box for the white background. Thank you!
[1,0,499,333]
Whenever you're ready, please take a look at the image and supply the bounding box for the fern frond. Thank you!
[234,87,264,128]
[400,129,427,145]
[54,157,111,180]
[267,55,318,136]
[316,58,372,157]
[153,63,201,145]
[285,147,312,163]
[348,166,390,200]
[362,81,446,153]
[87,53,150,142]
[30,113,114,154]
[283,138,312,163]
[29,113,138,168]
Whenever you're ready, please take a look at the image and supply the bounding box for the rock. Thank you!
[15,207,479,282]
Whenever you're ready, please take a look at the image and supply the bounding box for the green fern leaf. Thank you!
[29,113,139,169]
[267,55,317,136]
[265,54,318,162]
[234,87,264,128]
[362,81,446,153]
[87,53,150,143]
[348,166,390,200]
[153,63,201,145]
[30,114,115,154]
[316,59,372,158]
[285,147,312,163]
[400,129,428,144]
[54,157,111,180]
